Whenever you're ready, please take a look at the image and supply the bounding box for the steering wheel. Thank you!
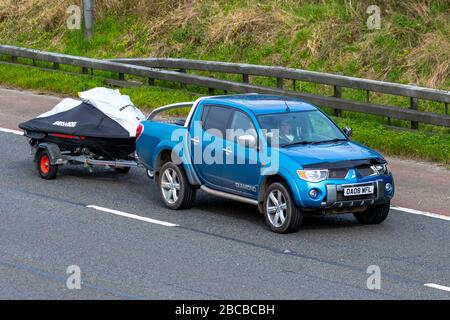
[279,135,293,145]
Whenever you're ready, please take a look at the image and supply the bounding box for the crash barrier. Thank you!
[1,44,449,128]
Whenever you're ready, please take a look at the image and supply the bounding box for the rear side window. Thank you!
[202,105,233,137]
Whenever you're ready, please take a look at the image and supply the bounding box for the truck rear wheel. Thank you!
[263,182,303,233]
[158,162,196,210]
[354,201,390,224]
[36,149,58,180]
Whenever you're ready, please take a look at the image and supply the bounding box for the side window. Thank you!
[227,110,257,142]
[202,105,233,137]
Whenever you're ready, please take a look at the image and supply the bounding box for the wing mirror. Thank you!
[343,127,352,138]
[237,134,257,148]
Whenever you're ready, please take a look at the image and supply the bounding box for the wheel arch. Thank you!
[258,174,291,213]
[153,148,201,186]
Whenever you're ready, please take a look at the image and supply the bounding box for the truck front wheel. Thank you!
[158,162,196,210]
[263,182,303,233]
[353,201,390,224]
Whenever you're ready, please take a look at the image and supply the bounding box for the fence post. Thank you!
[410,97,419,129]
[11,56,17,63]
[179,69,186,88]
[409,83,419,129]
[445,102,448,115]
[53,62,59,70]
[118,73,125,81]
[81,67,88,74]
[208,88,214,95]
[333,84,342,117]
[292,79,296,91]
[276,77,283,89]
[242,74,249,83]
[148,78,154,86]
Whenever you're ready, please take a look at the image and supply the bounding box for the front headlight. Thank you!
[297,169,328,182]
[371,163,390,175]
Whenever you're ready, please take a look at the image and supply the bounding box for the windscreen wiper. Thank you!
[281,138,347,147]
[310,138,348,145]
[281,141,314,147]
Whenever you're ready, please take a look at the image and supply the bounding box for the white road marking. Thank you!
[86,205,178,227]
[424,283,450,292]
[0,127,23,135]
[391,206,450,221]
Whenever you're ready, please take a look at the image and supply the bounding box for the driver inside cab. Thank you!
[279,120,295,144]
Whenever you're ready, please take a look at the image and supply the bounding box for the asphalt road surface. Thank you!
[0,87,449,299]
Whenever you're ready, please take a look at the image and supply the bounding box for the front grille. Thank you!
[329,168,348,179]
[328,165,375,179]
[356,165,376,177]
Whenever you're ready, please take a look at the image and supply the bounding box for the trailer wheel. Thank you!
[158,162,196,210]
[36,149,58,180]
[114,167,131,174]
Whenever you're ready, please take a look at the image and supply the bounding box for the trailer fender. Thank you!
[35,143,65,165]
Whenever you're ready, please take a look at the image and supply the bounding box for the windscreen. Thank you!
[257,110,347,147]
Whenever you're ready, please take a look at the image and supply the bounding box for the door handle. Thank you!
[223,147,232,155]
[191,137,200,145]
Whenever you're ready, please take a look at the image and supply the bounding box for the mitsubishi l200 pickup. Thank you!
[136,94,394,233]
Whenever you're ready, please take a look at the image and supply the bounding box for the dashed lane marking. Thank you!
[391,206,450,222]
[424,283,450,293]
[86,205,178,227]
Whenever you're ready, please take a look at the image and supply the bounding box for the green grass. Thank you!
[0,62,198,109]
[0,62,448,164]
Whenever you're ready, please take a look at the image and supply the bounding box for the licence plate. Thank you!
[343,185,374,196]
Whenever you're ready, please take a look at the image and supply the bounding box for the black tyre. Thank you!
[115,167,131,174]
[158,162,196,210]
[263,182,303,233]
[36,149,58,180]
[354,201,390,224]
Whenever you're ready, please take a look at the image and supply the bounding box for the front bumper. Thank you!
[291,173,394,210]
[321,179,388,209]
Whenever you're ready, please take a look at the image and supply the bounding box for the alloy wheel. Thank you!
[160,168,181,204]
[266,189,288,227]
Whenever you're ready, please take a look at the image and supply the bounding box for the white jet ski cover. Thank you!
[78,87,145,137]
[19,87,145,139]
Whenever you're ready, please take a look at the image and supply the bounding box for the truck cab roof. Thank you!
[203,94,318,115]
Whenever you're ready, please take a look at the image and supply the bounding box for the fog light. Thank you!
[309,189,318,198]
[385,183,392,192]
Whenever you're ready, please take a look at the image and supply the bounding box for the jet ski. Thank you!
[19,87,145,160]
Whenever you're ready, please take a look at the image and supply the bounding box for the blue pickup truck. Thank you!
[136,94,394,233]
